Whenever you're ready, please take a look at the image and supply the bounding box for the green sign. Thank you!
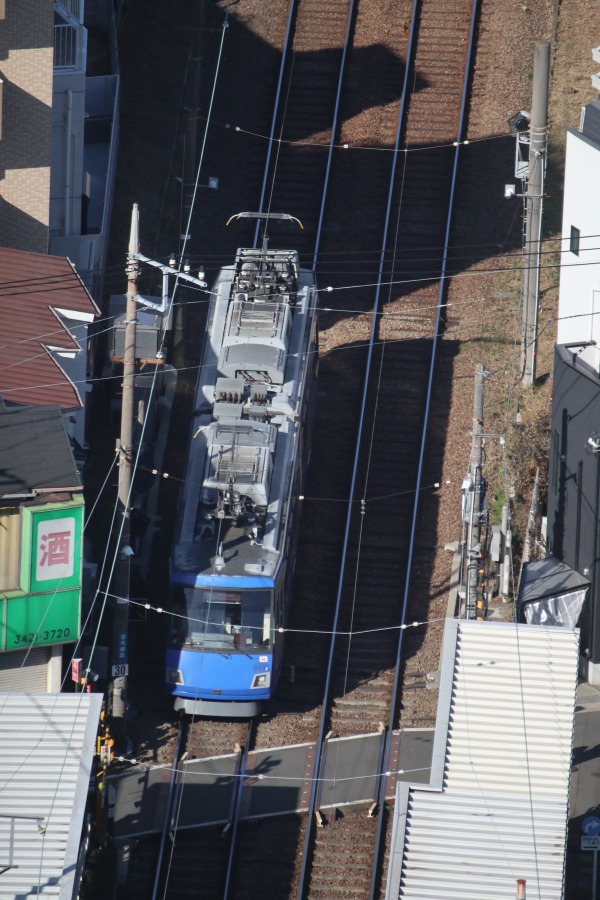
[3,588,80,650]
[0,501,85,650]
[27,504,83,593]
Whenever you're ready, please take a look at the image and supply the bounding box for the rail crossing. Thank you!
[109,728,433,840]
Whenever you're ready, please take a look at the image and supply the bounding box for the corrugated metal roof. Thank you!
[0,692,102,898]
[387,620,579,900]
[0,248,99,410]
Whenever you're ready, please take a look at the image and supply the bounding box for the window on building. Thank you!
[570,226,580,256]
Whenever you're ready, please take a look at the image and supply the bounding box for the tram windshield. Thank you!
[171,587,272,652]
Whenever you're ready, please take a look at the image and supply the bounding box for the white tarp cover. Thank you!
[523,587,586,629]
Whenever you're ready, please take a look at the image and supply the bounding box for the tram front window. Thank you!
[172,588,272,652]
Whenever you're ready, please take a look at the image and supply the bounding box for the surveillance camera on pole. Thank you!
[508,109,531,181]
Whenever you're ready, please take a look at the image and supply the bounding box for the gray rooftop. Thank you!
[0,405,81,497]
[581,100,600,146]
[519,555,590,604]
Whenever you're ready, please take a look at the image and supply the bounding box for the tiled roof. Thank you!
[0,247,99,409]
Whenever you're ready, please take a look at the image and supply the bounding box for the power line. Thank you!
[1,226,600,297]
[1,295,596,401]
[4,241,600,393]
[110,593,451,638]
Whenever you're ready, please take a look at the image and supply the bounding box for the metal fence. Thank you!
[55,0,83,22]
[54,23,86,70]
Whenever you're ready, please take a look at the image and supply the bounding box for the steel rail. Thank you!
[151,715,186,900]
[310,0,357,273]
[223,720,255,899]
[253,0,298,248]
[368,0,482,896]
[295,0,419,892]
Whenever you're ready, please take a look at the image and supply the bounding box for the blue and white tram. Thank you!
[166,214,318,716]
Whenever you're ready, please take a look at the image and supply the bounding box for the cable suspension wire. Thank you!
[0,297,578,402]
[1,223,599,289]
[108,592,451,636]
[1,237,599,337]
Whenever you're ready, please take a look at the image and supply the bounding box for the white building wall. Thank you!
[557,128,600,371]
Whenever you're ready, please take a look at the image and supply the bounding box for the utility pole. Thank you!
[466,364,484,618]
[522,41,550,386]
[111,203,140,731]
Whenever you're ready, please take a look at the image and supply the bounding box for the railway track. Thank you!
[124,718,253,899]
[118,0,479,895]
[297,0,480,894]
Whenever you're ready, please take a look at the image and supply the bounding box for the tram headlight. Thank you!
[251,672,271,689]
[167,668,184,685]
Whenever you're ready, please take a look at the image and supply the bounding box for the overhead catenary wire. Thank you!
[0,296,587,405]
[2,222,600,304]
[1,236,599,369]
[110,755,433,782]
[107,591,452,637]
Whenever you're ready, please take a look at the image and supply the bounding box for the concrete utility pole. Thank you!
[522,41,550,386]
[111,204,140,727]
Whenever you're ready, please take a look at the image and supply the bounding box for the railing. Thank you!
[53,23,87,70]
[55,0,83,22]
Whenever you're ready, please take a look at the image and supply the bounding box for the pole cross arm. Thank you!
[133,252,207,287]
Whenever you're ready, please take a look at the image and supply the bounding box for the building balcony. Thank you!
[54,22,87,71]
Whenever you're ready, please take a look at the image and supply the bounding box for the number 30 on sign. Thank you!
[111,664,128,677]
